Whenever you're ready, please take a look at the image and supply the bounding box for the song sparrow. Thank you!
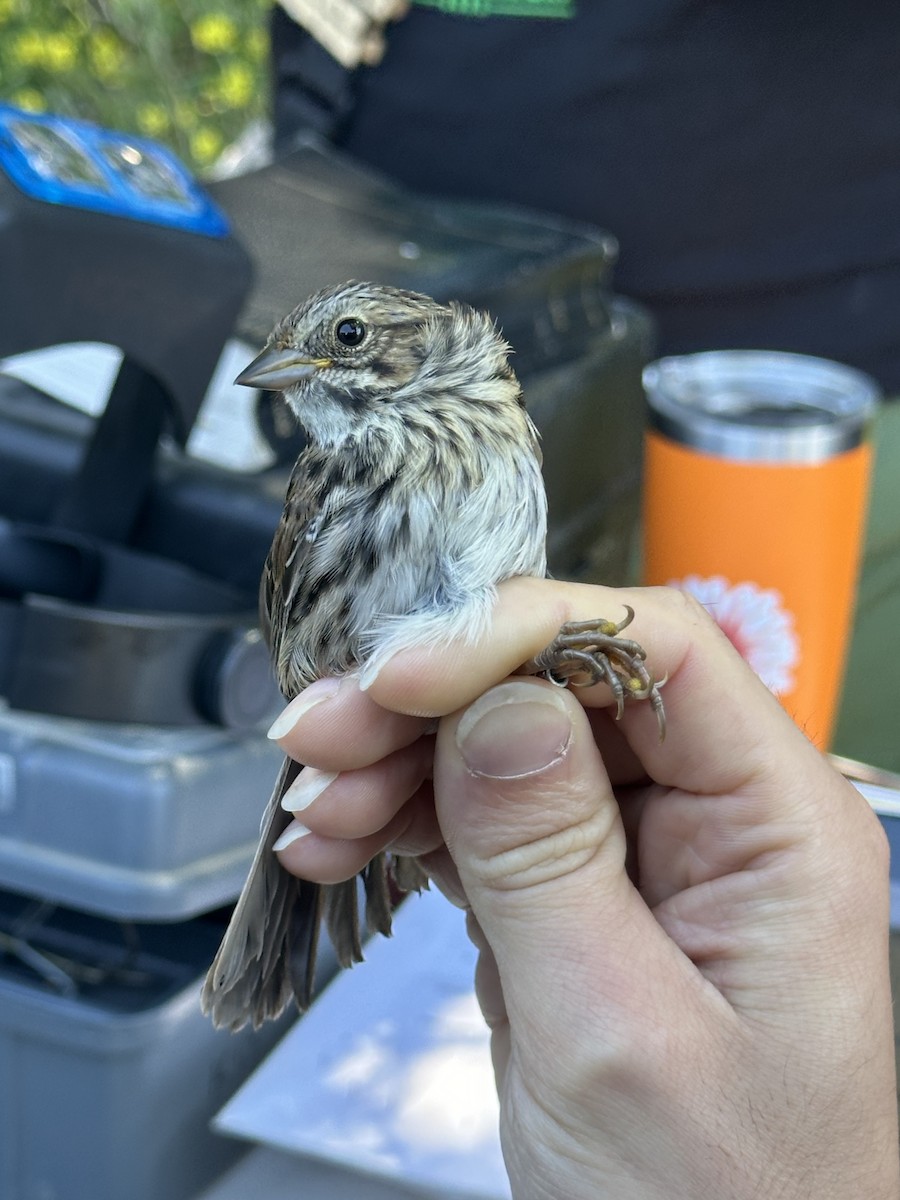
[202,281,663,1030]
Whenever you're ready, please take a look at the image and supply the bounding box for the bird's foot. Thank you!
[522,607,666,740]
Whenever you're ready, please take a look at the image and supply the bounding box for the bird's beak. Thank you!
[234,346,332,390]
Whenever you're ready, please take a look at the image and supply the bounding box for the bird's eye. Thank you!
[335,318,366,347]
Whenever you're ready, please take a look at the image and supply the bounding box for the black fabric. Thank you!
[52,360,168,543]
[270,6,357,140]
[272,1,900,389]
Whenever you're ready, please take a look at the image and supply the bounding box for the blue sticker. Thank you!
[0,105,230,239]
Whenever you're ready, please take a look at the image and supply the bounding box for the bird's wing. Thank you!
[260,451,327,693]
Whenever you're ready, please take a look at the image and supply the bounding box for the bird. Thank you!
[201,280,664,1030]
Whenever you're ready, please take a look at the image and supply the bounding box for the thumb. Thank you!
[434,679,676,1070]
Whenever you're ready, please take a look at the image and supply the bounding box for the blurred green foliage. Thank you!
[0,0,270,172]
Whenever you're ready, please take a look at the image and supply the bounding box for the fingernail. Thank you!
[267,678,342,740]
[456,681,573,779]
[357,653,389,692]
[281,767,337,813]
[273,820,312,852]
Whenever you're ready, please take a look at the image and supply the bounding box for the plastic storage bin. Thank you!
[0,704,283,920]
[0,888,292,1200]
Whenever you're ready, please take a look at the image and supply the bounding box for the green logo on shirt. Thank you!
[413,0,573,17]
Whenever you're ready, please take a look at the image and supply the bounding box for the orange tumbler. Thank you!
[642,351,879,748]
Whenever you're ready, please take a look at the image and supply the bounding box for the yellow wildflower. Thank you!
[214,62,254,108]
[136,104,170,137]
[190,14,238,55]
[190,127,223,165]
[11,88,45,113]
[11,30,45,67]
[11,30,77,72]
[42,32,77,73]
[89,28,126,80]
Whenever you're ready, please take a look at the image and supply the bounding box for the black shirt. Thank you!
[274,2,900,387]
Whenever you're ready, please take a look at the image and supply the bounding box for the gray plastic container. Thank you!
[0,702,282,920]
[0,890,293,1200]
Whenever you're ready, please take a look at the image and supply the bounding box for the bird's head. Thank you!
[235,281,521,449]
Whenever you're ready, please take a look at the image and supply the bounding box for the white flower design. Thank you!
[668,574,800,695]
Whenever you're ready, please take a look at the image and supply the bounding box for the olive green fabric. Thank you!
[833,401,900,770]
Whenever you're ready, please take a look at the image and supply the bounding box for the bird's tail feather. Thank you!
[323,876,364,966]
[201,756,421,1031]
[363,853,393,935]
[201,755,304,1030]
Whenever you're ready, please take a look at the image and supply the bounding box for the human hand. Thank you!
[269,579,899,1200]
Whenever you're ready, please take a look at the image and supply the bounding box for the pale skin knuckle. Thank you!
[467,806,619,894]
[521,996,684,1126]
[829,797,892,913]
[651,582,716,630]
[861,800,892,875]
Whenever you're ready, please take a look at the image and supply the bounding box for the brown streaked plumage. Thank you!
[201,281,663,1031]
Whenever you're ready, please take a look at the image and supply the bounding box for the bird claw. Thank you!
[523,608,667,740]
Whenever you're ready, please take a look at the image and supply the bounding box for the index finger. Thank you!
[363,577,828,800]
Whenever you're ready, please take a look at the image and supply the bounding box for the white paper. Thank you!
[214,887,511,1200]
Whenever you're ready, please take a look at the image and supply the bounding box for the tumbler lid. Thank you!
[643,350,880,463]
